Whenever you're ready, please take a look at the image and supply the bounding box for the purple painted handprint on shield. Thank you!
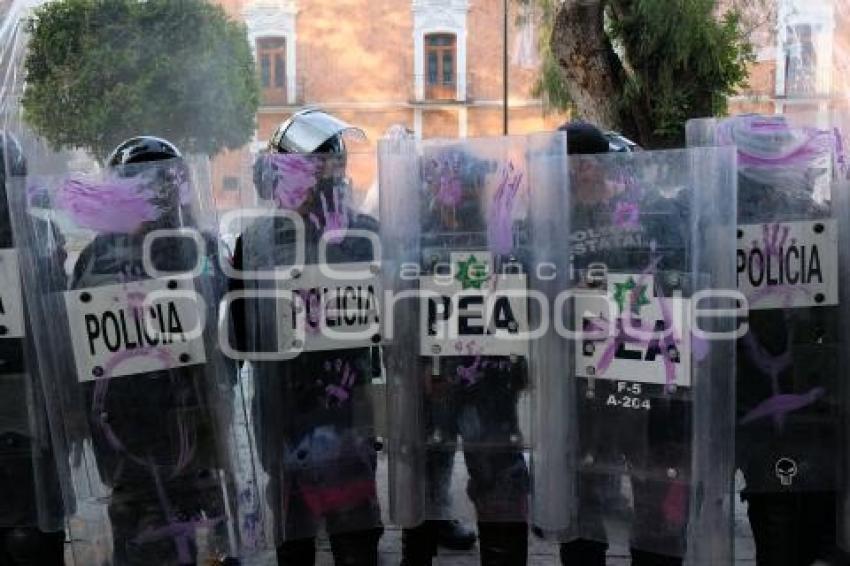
[309,184,350,244]
[324,358,358,406]
[612,201,640,230]
[488,162,524,256]
[424,152,463,228]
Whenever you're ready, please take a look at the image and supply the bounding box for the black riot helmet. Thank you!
[267,108,365,155]
[559,121,612,155]
[107,136,183,167]
[105,136,192,229]
[254,109,365,204]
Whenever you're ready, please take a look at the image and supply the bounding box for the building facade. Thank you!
[730,0,850,122]
[211,0,564,209]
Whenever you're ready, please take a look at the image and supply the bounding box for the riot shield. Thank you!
[688,114,850,563]
[223,148,384,551]
[0,132,65,548]
[7,154,243,565]
[379,132,567,536]
[535,146,737,564]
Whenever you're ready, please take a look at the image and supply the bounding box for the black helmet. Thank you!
[559,121,612,155]
[107,136,183,167]
[268,108,365,155]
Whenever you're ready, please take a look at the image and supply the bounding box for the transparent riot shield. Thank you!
[222,149,384,551]
[7,155,243,565]
[535,147,737,564]
[688,113,850,563]
[379,132,567,541]
[0,133,65,543]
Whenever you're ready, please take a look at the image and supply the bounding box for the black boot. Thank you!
[401,522,438,566]
[436,520,477,551]
[630,548,683,566]
[477,521,527,566]
[276,537,316,566]
[559,538,607,566]
[329,528,382,566]
[0,528,65,566]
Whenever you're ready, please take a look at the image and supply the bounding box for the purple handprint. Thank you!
[456,356,483,387]
[435,159,462,208]
[612,201,640,230]
[325,359,358,405]
[488,162,524,256]
[310,185,350,244]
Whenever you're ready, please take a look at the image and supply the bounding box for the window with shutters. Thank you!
[424,33,457,100]
[257,37,287,105]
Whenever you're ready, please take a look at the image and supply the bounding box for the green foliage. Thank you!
[22,0,260,160]
[519,0,754,143]
[607,0,754,141]
[524,0,572,112]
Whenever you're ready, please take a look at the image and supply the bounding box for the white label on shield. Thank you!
[575,274,692,386]
[276,261,381,352]
[65,278,207,382]
[0,249,24,339]
[420,252,528,357]
[737,220,837,310]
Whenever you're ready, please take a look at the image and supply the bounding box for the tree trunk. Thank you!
[550,0,645,144]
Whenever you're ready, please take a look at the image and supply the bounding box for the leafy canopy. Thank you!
[23,0,260,160]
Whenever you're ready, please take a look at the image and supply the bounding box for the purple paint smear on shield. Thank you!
[594,250,684,390]
[309,185,350,244]
[57,177,159,233]
[488,162,524,256]
[744,222,812,308]
[718,115,834,169]
[457,356,483,387]
[834,128,847,175]
[266,153,319,210]
[324,358,358,405]
[739,329,822,430]
[428,155,463,208]
[134,458,224,564]
[612,201,640,230]
[740,388,826,426]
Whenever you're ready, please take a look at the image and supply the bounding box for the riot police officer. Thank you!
[379,135,535,566]
[230,108,384,566]
[64,136,236,565]
[690,113,850,566]
[552,121,736,566]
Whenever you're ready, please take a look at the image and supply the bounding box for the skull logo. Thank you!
[775,457,798,487]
